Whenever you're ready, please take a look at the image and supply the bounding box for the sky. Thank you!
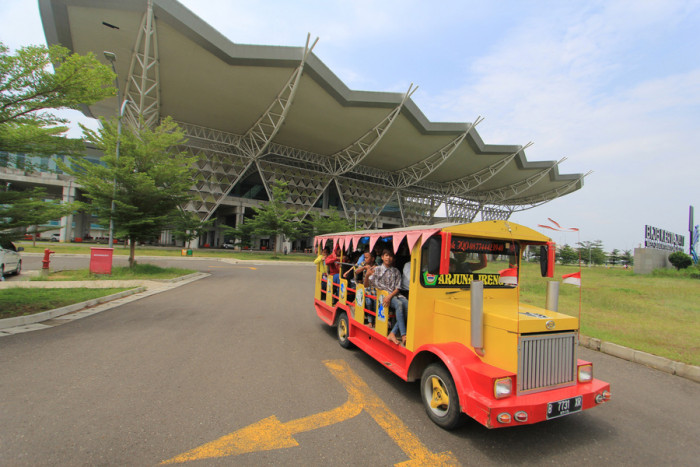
[1,0,698,252]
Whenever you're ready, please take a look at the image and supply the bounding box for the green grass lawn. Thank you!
[519,263,700,366]
[0,288,133,319]
[31,264,197,281]
[18,241,315,262]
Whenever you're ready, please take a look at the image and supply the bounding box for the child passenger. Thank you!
[364,249,407,345]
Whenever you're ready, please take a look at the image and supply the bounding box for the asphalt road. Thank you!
[1,255,699,465]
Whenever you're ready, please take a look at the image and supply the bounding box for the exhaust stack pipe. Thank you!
[546,281,559,312]
[471,280,484,356]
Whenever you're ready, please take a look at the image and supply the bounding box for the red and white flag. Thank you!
[499,268,518,286]
[562,271,581,286]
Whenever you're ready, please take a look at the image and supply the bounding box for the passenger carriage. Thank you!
[313,220,610,429]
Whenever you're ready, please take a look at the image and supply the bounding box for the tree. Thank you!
[668,252,692,271]
[0,188,75,244]
[0,42,115,156]
[608,249,621,266]
[577,240,606,266]
[245,181,300,255]
[64,116,198,267]
[306,207,353,236]
[622,249,634,266]
[171,210,213,248]
[226,222,255,249]
[558,244,579,265]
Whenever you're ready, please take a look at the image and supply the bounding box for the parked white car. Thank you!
[0,241,23,277]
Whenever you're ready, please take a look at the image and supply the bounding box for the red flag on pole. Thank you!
[562,271,581,286]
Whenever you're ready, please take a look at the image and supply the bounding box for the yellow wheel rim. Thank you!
[429,376,449,410]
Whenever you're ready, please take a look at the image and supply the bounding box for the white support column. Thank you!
[60,183,76,242]
[124,0,160,129]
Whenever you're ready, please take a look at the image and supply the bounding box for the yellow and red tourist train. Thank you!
[313,220,610,429]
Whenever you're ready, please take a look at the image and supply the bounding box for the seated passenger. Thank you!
[450,253,487,274]
[400,260,411,300]
[364,249,407,345]
[315,247,330,275]
[325,247,341,290]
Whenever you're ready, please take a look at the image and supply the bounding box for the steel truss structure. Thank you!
[45,0,587,235]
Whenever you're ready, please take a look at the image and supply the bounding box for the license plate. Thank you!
[547,396,583,419]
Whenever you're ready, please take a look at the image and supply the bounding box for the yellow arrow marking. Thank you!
[161,359,460,466]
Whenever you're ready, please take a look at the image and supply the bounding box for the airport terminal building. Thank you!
[1,0,586,249]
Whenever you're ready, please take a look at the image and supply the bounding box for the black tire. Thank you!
[12,260,21,276]
[420,363,464,430]
[336,311,353,349]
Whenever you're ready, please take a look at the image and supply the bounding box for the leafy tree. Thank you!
[64,116,198,267]
[577,240,606,266]
[622,249,634,266]
[306,207,353,236]
[224,222,255,249]
[668,251,692,271]
[171,210,213,248]
[558,244,579,265]
[246,180,300,255]
[0,42,115,156]
[0,188,75,244]
[608,249,620,266]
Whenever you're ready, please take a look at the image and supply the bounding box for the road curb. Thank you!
[0,287,145,329]
[579,335,700,383]
[0,272,209,332]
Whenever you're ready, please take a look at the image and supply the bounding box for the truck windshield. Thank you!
[420,236,519,288]
[449,237,518,275]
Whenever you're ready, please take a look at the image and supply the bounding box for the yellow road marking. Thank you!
[161,360,459,466]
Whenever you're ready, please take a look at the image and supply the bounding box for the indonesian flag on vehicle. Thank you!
[499,268,518,285]
[562,271,581,286]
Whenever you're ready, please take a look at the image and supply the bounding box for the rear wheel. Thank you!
[336,311,353,349]
[420,363,463,430]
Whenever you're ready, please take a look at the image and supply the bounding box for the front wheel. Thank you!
[420,363,464,430]
[336,311,353,349]
[12,260,21,276]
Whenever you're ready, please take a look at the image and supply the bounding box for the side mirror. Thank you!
[17,246,24,252]
[540,242,555,277]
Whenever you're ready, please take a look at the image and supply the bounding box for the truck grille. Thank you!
[518,333,576,394]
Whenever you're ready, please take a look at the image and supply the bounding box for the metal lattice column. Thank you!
[324,84,418,176]
[472,157,566,204]
[124,0,160,129]
[422,142,533,197]
[202,35,318,220]
[392,117,482,188]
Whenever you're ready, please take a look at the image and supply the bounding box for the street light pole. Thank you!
[104,52,128,250]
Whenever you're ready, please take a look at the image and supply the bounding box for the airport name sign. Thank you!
[644,225,685,251]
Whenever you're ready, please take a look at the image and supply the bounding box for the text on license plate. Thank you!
[547,396,583,419]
